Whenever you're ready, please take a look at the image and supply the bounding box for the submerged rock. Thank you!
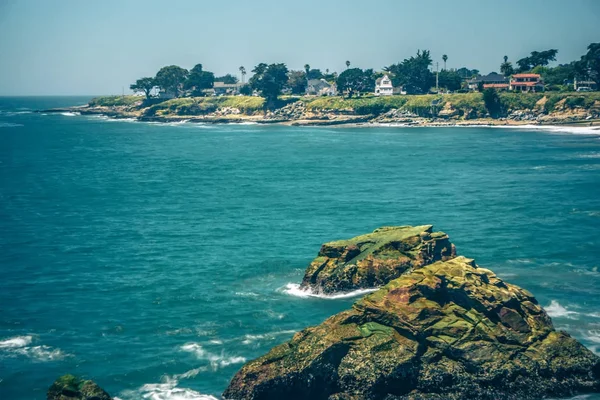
[224,256,600,400]
[47,375,112,400]
[300,225,455,294]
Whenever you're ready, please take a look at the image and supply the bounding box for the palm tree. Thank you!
[345,60,351,69]
[304,64,310,75]
[503,55,508,64]
[442,54,448,70]
[326,68,329,74]
[239,66,246,84]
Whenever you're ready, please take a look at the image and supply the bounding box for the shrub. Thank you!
[483,89,502,118]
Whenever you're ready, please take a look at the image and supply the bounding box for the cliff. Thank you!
[43,92,600,127]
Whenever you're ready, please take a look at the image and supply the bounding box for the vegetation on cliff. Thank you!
[47,375,112,400]
[300,225,455,294]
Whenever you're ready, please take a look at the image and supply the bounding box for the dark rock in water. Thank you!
[224,256,600,400]
[300,225,456,294]
[47,375,112,400]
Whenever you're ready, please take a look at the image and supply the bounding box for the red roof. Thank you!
[510,81,543,87]
[483,83,510,88]
[512,73,541,78]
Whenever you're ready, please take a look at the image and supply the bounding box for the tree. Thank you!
[239,66,246,84]
[239,84,252,96]
[438,69,462,91]
[516,49,558,72]
[130,77,155,100]
[583,42,600,82]
[184,64,215,96]
[304,64,310,75]
[249,63,289,109]
[442,54,448,70]
[346,60,351,69]
[336,68,374,97]
[384,50,435,94]
[500,56,514,76]
[215,74,238,84]
[306,69,323,80]
[155,65,189,97]
[482,88,502,118]
[287,70,308,95]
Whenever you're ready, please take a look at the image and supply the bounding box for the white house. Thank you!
[306,79,337,96]
[375,75,394,96]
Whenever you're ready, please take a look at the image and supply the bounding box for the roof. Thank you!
[510,81,544,86]
[376,75,391,85]
[483,83,510,88]
[512,74,541,79]
[214,82,243,89]
[308,79,332,90]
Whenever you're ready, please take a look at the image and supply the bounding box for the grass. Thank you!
[145,96,265,116]
[89,95,143,107]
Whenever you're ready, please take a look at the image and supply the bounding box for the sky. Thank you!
[0,0,599,96]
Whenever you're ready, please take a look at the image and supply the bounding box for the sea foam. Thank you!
[281,283,378,299]
[0,335,68,361]
[180,343,246,370]
[544,300,580,319]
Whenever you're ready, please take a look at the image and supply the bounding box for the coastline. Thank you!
[38,92,600,132]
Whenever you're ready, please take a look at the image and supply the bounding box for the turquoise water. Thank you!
[1,97,599,400]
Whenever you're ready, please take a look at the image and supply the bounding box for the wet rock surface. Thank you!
[47,375,112,400]
[300,225,456,294]
[224,256,600,400]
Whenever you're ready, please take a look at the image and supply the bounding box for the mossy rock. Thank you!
[224,257,600,400]
[300,225,456,294]
[47,375,112,400]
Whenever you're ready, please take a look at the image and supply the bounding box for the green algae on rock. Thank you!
[224,256,600,400]
[300,225,456,294]
[47,375,112,400]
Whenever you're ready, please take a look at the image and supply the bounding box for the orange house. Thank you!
[510,74,544,93]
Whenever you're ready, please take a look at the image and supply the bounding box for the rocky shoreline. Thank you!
[48,226,600,400]
[40,99,600,129]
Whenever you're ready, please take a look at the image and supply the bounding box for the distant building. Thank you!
[573,79,597,91]
[306,79,337,96]
[213,82,245,96]
[510,74,544,93]
[375,75,394,96]
[467,73,508,91]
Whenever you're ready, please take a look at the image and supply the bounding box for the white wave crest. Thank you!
[281,283,378,299]
[584,330,600,344]
[544,300,579,319]
[60,112,80,117]
[241,330,297,345]
[120,380,217,400]
[180,343,246,370]
[489,124,600,136]
[0,335,68,361]
[0,335,32,348]
[0,122,24,128]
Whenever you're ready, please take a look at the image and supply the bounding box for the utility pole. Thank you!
[436,62,439,92]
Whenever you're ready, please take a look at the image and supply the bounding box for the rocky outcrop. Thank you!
[300,225,456,294]
[47,375,112,400]
[224,256,600,400]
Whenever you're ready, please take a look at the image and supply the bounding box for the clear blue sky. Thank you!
[0,0,599,95]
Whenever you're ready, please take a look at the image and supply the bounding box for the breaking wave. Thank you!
[544,300,580,319]
[281,283,378,299]
[180,343,246,370]
[117,373,217,400]
[0,335,69,361]
[60,112,80,117]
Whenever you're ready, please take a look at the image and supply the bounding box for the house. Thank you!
[467,73,508,91]
[306,79,337,96]
[375,75,394,96]
[573,79,597,91]
[213,82,245,96]
[510,74,544,92]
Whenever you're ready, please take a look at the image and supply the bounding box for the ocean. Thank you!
[1,96,599,400]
